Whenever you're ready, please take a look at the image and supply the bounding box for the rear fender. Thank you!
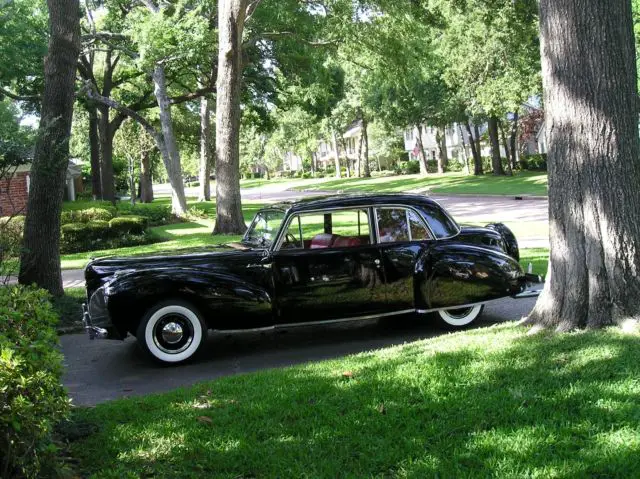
[416,243,524,310]
[104,268,272,332]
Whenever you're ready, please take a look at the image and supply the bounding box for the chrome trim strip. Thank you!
[215,308,416,333]
[416,301,487,314]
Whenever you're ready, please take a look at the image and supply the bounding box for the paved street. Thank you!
[61,295,536,406]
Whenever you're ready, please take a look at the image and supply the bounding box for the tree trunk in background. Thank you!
[473,123,482,170]
[331,130,341,178]
[487,116,504,175]
[435,127,448,174]
[355,132,362,177]
[499,122,513,175]
[88,104,102,199]
[198,94,212,201]
[527,0,640,330]
[415,124,428,174]
[18,0,80,295]
[362,116,370,178]
[152,64,187,216]
[214,0,248,234]
[510,111,519,169]
[458,124,471,174]
[465,121,483,175]
[140,148,153,203]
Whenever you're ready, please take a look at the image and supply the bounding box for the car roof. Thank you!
[266,193,442,214]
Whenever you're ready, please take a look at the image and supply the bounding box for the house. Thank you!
[0,159,83,217]
[316,120,362,171]
[403,123,502,167]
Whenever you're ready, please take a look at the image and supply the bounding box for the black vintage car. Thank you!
[83,193,540,364]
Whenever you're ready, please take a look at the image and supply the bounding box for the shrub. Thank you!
[400,160,421,175]
[61,222,90,250]
[0,286,69,478]
[60,207,115,225]
[520,153,547,171]
[186,205,209,220]
[86,220,111,240]
[301,172,313,179]
[117,203,172,226]
[109,215,148,235]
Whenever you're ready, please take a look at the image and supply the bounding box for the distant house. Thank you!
[0,159,83,217]
[403,123,503,167]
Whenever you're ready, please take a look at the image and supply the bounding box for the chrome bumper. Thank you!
[512,273,545,299]
[82,302,109,340]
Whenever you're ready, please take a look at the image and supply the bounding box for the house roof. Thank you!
[13,159,82,178]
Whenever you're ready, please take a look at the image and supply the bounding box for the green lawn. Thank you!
[293,171,548,197]
[67,324,640,478]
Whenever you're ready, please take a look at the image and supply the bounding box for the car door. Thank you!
[374,206,435,311]
[272,208,389,324]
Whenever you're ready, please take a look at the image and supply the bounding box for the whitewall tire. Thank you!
[435,304,484,329]
[137,300,206,364]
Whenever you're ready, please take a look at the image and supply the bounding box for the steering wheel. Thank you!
[285,233,299,247]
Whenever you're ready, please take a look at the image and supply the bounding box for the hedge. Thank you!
[60,207,115,225]
[0,286,69,478]
[117,203,171,226]
[109,215,148,235]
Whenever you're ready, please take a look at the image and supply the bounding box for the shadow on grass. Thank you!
[69,325,640,477]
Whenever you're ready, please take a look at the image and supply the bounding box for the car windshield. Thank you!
[243,209,286,247]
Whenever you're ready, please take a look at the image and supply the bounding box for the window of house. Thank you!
[376,208,431,243]
[279,209,372,250]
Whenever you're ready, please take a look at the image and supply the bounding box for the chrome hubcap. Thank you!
[161,322,184,344]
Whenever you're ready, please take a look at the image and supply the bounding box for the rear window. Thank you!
[418,203,459,239]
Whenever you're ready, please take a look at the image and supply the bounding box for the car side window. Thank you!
[419,204,459,239]
[376,207,432,243]
[279,209,371,250]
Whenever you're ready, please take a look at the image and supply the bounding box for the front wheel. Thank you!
[137,300,207,364]
[434,304,484,329]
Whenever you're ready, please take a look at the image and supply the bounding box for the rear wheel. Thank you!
[434,304,484,329]
[137,300,207,364]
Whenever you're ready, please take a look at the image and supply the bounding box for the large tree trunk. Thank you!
[509,111,519,170]
[87,104,102,199]
[198,94,212,202]
[214,0,248,234]
[415,124,429,174]
[487,116,505,175]
[139,148,154,203]
[331,130,341,178]
[362,115,370,178]
[465,121,483,175]
[527,0,640,330]
[97,104,115,203]
[18,0,80,295]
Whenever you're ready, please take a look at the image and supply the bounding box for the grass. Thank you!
[67,324,640,478]
[51,287,85,331]
[520,247,550,276]
[293,171,548,197]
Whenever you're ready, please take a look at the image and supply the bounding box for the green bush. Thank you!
[0,286,69,478]
[401,160,421,175]
[60,207,115,225]
[301,172,313,179]
[109,215,148,235]
[61,222,90,249]
[520,153,547,171]
[117,203,171,226]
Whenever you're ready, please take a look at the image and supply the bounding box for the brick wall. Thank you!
[0,172,29,217]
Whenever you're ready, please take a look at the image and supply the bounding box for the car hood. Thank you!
[84,243,267,294]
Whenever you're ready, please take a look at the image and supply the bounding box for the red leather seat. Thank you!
[310,233,338,249]
[332,236,361,248]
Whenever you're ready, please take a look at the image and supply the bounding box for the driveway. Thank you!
[61,296,536,406]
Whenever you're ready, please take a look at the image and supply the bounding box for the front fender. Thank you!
[416,243,525,310]
[105,267,273,332]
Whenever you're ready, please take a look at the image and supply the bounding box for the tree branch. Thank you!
[81,82,159,140]
[0,86,40,102]
[169,85,216,105]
